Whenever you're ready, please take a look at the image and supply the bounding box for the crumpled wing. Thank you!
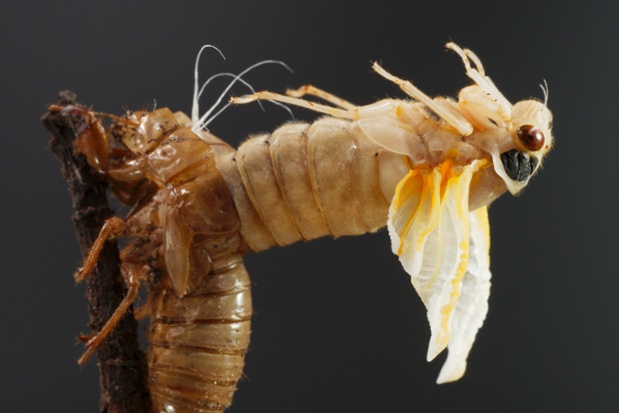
[387,159,491,383]
[437,206,491,383]
[163,200,193,297]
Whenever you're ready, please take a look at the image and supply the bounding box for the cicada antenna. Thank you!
[540,79,549,106]
[48,104,139,126]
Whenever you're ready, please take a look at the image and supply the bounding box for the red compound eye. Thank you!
[517,124,545,151]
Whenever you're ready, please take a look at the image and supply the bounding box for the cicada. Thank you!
[68,43,552,412]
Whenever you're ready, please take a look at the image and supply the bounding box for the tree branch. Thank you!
[42,91,151,413]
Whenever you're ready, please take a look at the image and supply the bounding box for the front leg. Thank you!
[372,62,473,136]
[76,216,128,282]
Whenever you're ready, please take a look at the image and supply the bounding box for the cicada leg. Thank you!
[75,216,127,282]
[78,261,142,365]
[285,84,356,109]
[371,62,474,136]
[231,91,362,120]
[75,215,145,365]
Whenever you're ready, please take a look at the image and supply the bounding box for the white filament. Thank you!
[192,45,226,127]
[191,48,294,133]
[540,79,549,106]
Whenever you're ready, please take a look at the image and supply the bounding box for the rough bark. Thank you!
[42,91,151,413]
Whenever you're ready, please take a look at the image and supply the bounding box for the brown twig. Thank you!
[42,91,151,413]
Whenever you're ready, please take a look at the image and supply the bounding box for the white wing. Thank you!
[436,207,491,383]
[387,159,491,383]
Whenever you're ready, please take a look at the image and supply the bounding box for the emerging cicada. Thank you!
[231,42,553,382]
[69,43,552,412]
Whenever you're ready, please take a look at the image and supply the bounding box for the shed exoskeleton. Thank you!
[71,42,553,412]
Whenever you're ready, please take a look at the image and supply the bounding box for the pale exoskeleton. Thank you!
[231,42,553,383]
[66,43,552,413]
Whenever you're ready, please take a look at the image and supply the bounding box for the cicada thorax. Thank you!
[216,117,391,252]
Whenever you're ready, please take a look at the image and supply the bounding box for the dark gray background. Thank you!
[2,1,617,411]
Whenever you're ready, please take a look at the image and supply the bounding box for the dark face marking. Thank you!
[500,149,539,182]
[517,124,545,151]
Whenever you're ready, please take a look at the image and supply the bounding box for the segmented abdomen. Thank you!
[148,253,252,413]
[217,117,390,251]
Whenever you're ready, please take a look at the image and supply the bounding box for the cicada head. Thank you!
[503,99,553,191]
[468,99,553,196]
[446,42,554,196]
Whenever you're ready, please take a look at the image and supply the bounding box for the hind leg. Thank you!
[231,90,360,119]
[75,215,150,364]
[78,261,142,365]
